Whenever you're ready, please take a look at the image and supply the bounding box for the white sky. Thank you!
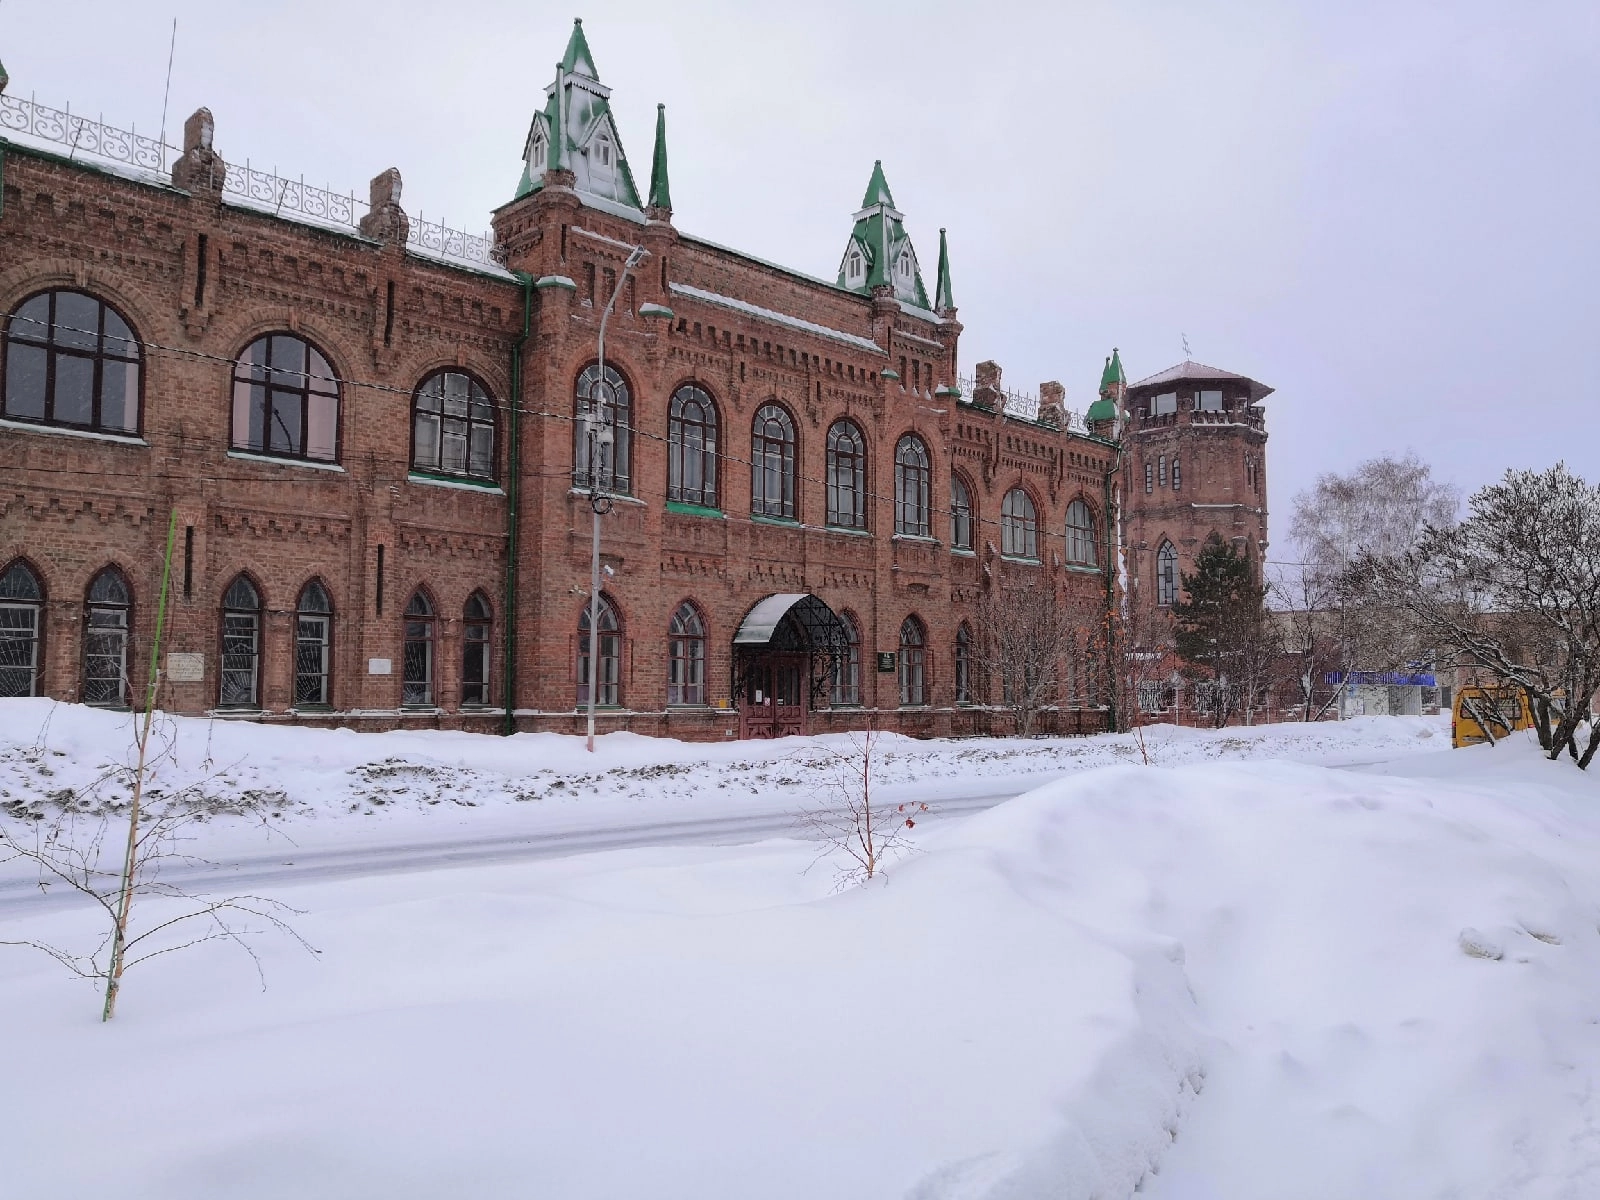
[4,0,1596,545]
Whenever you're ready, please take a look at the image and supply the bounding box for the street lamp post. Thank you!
[585,245,649,753]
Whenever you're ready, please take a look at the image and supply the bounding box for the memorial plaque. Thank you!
[166,653,204,683]
[368,658,392,675]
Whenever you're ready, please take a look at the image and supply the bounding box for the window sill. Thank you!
[823,523,871,537]
[0,416,147,446]
[228,450,345,473]
[950,547,976,557]
[665,501,725,519]
[750,514,800,527]
[1065,563,1102,573]
[409,471,504,495]
[568,487,645,506]
[891,534,939,545]
[1000,555,1042,565]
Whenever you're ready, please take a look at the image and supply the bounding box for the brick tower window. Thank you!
[0,559,44,698]
[1157,541,1178,607]
[1001,488,1039,560]
[413,370,495,481]
[3,289,141,435]
[751,403,797,519]
[231,334,340,463]
[894,434,931,536]
[668,385,719,508]
[826,419,868,530]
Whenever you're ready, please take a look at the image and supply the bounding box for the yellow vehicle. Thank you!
[1452,686,1533,748]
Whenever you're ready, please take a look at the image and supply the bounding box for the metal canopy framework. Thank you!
[731,593,850,705]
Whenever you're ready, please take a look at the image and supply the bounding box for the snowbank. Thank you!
[3,718,1598,1198]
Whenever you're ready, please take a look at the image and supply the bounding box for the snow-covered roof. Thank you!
[1129,360,1274,402]
[668,283,882,354]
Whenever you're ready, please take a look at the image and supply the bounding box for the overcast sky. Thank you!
[5,0,1596,548]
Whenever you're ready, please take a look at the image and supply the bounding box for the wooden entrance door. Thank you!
[739,653,808,739]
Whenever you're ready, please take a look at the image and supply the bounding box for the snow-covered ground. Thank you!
[2,701,1598,1198]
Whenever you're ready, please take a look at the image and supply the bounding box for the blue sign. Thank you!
[1325,671,1437,687]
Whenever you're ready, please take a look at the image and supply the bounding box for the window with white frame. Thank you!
[1152,392,1177,416]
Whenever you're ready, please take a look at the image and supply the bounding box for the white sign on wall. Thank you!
[166,653,205,683]
[368,658,392,675]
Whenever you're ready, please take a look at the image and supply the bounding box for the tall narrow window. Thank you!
[577,595,622,707]
[402,591,436,707]
[751,403,797,519]
[3,289,142,433]
[1001,488,1039,559]
[825,419,867,529]
[954,623,973,705]
[462,592,492,707]
[413,370,495,481]
[667,602,706,706]
[898,616,927,707]
[295,580,333,708]
[894,434,931,536]
[0,560,44,697]
[83,568,131,707]
[950,472,974,551]
[829,611,862,707]
[1145,462,1154,493]
[1066,500,1097,567]
[1157,541,1178,607]
[573,364,632,493]
[218,575,262,708]
[1172,458,1182,491]
[231,334,340,462]
[668,384,719,507]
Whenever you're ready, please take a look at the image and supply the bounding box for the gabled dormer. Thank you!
[514,19,643,212]
[836,160,931,311]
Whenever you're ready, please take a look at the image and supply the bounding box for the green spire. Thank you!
[560,18,599,78]
[934,227,955,311]
[1099,347,1125,393]
[648,103,672,212]
[860,159,895,209]
[0,58,9,95]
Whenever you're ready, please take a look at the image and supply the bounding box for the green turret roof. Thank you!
[647,103,671,212]
[1099,347,1125,393]
[560,18,599,79]
[836,161,930,308]
[934,227,955,311]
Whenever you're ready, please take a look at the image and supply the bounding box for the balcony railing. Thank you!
[0,92,501,271]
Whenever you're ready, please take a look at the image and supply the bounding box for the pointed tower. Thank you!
[646,103,672,216]
[1087,347,1125,430]
[934,227,955,315]
[837,161,931,309]
[514,18,643,211]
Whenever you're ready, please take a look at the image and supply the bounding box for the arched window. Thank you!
[1157,541,1179,607]
[294,580,333,708]
[830,611,862,707]
[462,592,492,707]
[954,622,974,705]
[1066,500,1097,567]
[950,472,974,551]
[577,595,622,707]
[825,419,867,529]
[668,385,718,507]
[667,602,706,706]
[894,434,931,536]
[83,568,131,707]
[231,334,339,462]
[573,363,632,493]
[402,591,436,707]
[0,560,44,698]
[751,403,796,519]
[899,616,927,706]
[413,370,495,481]
[1001,489,1039,559]
[219,575,263,708]
[2,290,142,434]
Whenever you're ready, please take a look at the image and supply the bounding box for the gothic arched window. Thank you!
[219,575,263,708]
[894,434,931,536]
[950,472,975,551]
[751,403,797,519]
[825,419,867,530]
[295,580,333,708]
[402,590,436,707]
[954,622,974,705]
[667,602,707,707]
[574,363,632,494]
[668,385,719,508]
[578,595,622,707]
[1066,499,1097,567]
[830,611,862,707]
[463,592,492,707]
[1001,488,1039,559]
[231,334,340,462]
[83,568,131,707]
[1157,541,1179,607]
[413,370,495,481]
[899,616,928,706]
[0,560,45,698]
[3,289,142,434]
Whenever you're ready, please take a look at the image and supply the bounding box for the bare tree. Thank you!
[1291,451,1460,575]
[796,729,927,886]
[973,574,1093,737]
[1352,464,1600,768]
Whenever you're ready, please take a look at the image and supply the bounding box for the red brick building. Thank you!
[0,21,1265,739]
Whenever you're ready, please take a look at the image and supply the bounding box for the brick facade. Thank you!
[0,29,1267,740]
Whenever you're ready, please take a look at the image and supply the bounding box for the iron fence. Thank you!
[0,93,172,172]
[957,374,1086,431]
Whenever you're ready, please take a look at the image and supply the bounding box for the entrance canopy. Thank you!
[733,593,847,651]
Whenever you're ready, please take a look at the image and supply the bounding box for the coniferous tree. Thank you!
[1172,538,1275,726]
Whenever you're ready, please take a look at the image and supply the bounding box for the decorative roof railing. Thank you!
[957,374,1087,432]
[0,92,501,270]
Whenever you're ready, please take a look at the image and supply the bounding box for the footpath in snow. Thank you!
[2,702,1598,1199]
